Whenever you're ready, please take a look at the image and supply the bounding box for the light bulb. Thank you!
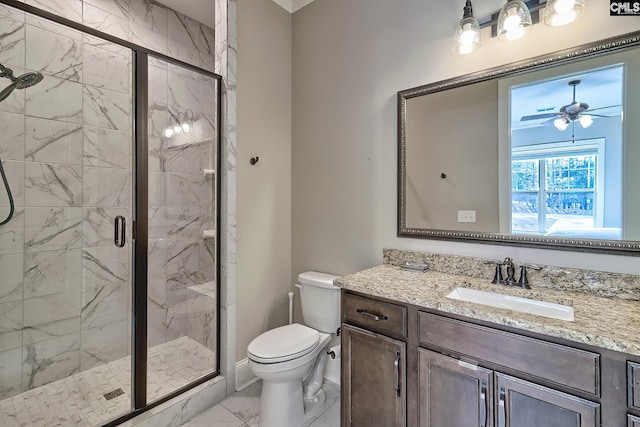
[163,127,174,138]
[554,118,569,131]
[548,9,577,26]
[503,8,522,32]
[174,125,183,135]
[578,114,593,128]
[453,13,480,55]
[459,23,475,44]
[544,0,584,26]
[181,122,192,133]
[554,0,575,14]
[505,25,525,41]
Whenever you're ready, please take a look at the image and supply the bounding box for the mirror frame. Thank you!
[398,30,640,256]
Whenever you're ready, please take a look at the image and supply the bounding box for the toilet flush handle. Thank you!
[295,283,303,291]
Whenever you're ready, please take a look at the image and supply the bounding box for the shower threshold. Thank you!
[0,336,216,427]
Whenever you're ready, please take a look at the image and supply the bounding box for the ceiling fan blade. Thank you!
[584,104,621,113]
[520,112,559,121]
[588,114,614,118]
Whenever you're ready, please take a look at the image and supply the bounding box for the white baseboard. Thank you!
[235,358,259,391]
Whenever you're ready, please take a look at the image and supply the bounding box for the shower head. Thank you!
[0,63,44,103]
[15,72,44,89]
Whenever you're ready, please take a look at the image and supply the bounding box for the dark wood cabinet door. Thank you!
[629,362,640,409]
[496,373,600,427]
[341,324,406,427]
[418,348,493,427]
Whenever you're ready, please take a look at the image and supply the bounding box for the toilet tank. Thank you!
[297,271,341,333]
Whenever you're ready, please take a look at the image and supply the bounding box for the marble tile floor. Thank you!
[179,380,340,427]
[0,336,216,427]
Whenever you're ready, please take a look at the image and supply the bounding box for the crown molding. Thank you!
[271,0,317,13]
[271,0,293,13]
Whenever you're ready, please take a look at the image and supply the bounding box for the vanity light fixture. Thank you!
[454,0,586,54]
[497,0,533,41]
[544,0,584,27]
[453,0,481,55]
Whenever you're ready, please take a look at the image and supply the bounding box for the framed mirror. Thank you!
[398,30,640,255]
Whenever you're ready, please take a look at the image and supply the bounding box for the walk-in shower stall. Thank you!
[0,1,221,425]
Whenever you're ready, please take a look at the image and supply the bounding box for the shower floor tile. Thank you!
[0,336,216,427]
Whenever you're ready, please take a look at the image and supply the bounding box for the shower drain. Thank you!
[103,388,125,400]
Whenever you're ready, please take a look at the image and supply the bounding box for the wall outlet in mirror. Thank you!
[458,210,476,223]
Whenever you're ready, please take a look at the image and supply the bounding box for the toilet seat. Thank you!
[248,323,320,364]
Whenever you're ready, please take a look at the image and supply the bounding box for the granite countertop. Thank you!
[335,264,640,356]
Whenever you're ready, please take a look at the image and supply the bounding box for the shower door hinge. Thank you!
[132,220,136,240]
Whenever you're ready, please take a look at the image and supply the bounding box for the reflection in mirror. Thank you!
[399,31,640,254]
[508,66,623,240]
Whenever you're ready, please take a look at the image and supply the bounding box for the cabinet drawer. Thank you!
[628,362,640,409]
[630,414,640,427]
[419,312,600,395]
[343,293,407,338]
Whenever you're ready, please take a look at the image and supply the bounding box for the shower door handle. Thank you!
[114,216,126,248]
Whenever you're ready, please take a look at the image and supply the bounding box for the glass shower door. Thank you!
[0,5,134,424]
[146,56,219,403]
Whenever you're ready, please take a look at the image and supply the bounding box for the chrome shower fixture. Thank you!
[0,63,44,102]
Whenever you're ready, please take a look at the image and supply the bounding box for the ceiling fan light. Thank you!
[453,1,481,54]
[544,0,584,27]
[578,114,593,128]
[497,0,532,41]
[554,117,570,131]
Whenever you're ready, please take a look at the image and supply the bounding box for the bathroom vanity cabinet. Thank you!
[341,290,640,427]
[341,293,407,427]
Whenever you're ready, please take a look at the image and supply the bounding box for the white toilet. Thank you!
[247,271,341,427]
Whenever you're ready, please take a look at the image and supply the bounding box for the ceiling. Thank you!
[156,0,316,27]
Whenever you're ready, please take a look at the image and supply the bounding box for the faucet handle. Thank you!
[517,264,542,289]
[483,260,504,284]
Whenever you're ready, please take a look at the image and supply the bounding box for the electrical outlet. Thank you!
[458,210,476,223]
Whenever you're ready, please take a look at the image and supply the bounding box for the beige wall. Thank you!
[406,80,499,232]
[291,0,640,280]
[237,0,292,361]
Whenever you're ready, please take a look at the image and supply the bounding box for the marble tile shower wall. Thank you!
[0,7,133,400]
[147,56,217,352]
[0,0,216,73]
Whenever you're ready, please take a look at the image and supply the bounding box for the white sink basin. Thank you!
[445,287,574,321]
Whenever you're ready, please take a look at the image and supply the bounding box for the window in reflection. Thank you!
[511,143,608,236]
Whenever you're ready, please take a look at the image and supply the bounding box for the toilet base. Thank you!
[303,389,326,419]
[259,380,305,427]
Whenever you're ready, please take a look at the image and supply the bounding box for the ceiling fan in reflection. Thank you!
[520,79,619,131]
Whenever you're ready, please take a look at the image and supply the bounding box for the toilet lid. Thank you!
[248,323,320,364]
